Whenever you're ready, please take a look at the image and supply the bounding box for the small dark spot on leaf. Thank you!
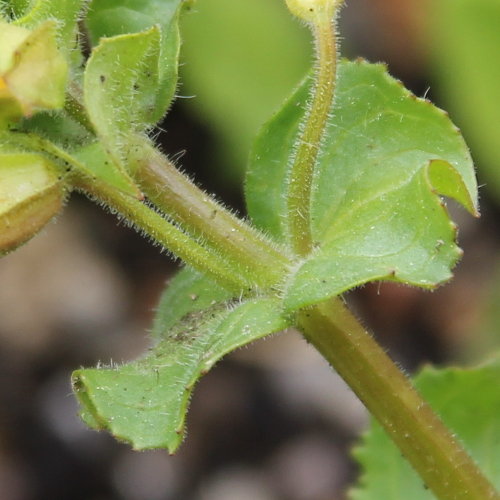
[100,75,106,83]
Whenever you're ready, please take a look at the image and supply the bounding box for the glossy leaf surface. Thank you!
[246,60,477,311]
[73,271,290,451]
[350,357,500,499]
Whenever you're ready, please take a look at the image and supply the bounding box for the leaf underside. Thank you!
[350,357,500,499]
[246,59,477,312]
[73,268,291,451]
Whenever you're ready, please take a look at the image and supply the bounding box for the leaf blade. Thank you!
[350,357,500,499]
[73,273,290,451]
[247,60,477,311]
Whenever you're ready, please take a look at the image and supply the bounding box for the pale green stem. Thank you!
[299,299,500,500]
[286,8,338,256]
[73,176,252,294]
[129,138,291,288]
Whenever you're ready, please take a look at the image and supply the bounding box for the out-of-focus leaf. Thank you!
[73,292,291,451]
[180,0,309,182]
[427,0,500,201]
[350,357,500,499]
[247,60,477,312]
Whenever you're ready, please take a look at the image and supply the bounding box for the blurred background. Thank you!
[0,0,499,498]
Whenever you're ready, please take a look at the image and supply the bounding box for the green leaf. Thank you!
[73,293,291,451]
[426,0,500,202]
[151,267,232,340]
[86,0,188,123]
[13,0,86,57]
[246,60,478,312]
[350,357,500,499]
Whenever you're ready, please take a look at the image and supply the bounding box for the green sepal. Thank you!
[246,60,478,312]
[0,152,66,254]
[83,27,161,180]
[73,284,290,451]
[72,141,142,199]
[86,0,190,123]
[0,130,141,198]
[350,356,500,499]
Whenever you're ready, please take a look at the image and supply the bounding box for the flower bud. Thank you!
[0,21,68,126]
[285,0,343,22]
[0,153,65,254]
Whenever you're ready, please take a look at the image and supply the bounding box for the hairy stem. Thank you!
[286,6,338,256]
[73,176,252,293]
[129,138,291,288]
[299,299,499,500]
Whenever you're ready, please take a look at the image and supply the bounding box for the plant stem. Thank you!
[286,5,338,256]
[73,176,252,293]
[298,299,500,500]
[129,138,291,288]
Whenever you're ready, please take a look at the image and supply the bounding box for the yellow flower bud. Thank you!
[285,0,343,22]
[0,153,65,254]
[0,21,68,126]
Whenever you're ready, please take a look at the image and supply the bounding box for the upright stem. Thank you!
[129,139,291,288]
[299,299,500,500]
[286,5,338,256]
